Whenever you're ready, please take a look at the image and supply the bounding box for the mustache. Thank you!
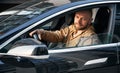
[74,22,83,26]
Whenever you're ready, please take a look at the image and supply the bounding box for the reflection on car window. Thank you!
[0,0,57,36]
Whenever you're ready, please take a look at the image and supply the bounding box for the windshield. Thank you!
[0,0,69,36]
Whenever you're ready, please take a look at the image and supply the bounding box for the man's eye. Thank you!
[76,16,79,18]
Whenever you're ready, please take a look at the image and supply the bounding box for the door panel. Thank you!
[49,45,118,73]
[72,65,118,73]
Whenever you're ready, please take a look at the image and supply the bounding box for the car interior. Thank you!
[8,6,112,50]
[93,7,111,44]
[93,7,110,34]
[47,7,111,48]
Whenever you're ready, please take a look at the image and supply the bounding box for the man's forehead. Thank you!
[76,10,90,14]
[75,10,92,17]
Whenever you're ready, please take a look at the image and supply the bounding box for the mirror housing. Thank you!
[0,44,49,68]
[7,45,49,59]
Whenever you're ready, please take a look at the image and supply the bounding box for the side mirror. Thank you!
[7,44,49,59]
[0,44,49,68]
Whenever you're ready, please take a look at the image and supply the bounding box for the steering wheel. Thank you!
[32,33,48,46]
[33,34,40,41]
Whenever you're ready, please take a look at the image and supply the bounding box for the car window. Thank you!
[0,0,57,36]
[0,15,66,52]
[1,7,115,50]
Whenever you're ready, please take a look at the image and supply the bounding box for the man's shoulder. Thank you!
[61,24,75,31]
[83,25,96,36]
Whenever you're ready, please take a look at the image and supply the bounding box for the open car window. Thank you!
[0,4,117,52]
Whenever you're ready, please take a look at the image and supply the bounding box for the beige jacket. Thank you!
[41,24,100,47]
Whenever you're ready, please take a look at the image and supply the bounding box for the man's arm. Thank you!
[29,26,70,43]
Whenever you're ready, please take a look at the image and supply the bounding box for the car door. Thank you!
[49,43,118,73]
[33,3,118,73]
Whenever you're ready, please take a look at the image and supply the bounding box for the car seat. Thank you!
[60,14,74,28]
[93,7,111,44]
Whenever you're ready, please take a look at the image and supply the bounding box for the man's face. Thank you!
[74,11,92,30]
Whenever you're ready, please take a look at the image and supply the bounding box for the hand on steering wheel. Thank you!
[29,29,44,40]
[33,34,40,40]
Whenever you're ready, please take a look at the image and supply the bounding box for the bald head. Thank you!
[76,9,92,17]
[74,9,93,30]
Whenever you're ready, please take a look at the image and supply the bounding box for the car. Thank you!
[0,0,120,73]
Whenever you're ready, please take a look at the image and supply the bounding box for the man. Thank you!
[29,9,100,48]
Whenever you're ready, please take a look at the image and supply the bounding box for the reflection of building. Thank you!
[69,0,83,2]
[35,2,54,8]
[0,0,32,12]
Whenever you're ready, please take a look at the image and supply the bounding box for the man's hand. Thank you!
[29,29,44,40]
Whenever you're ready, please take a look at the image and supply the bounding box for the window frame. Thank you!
[0,2,118,52]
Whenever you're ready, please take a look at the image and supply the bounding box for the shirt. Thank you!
[41,24,100,47]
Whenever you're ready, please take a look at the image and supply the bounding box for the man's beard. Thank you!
[75,23,89,30]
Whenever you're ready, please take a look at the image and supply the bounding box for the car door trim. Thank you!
[48,43,117,53]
